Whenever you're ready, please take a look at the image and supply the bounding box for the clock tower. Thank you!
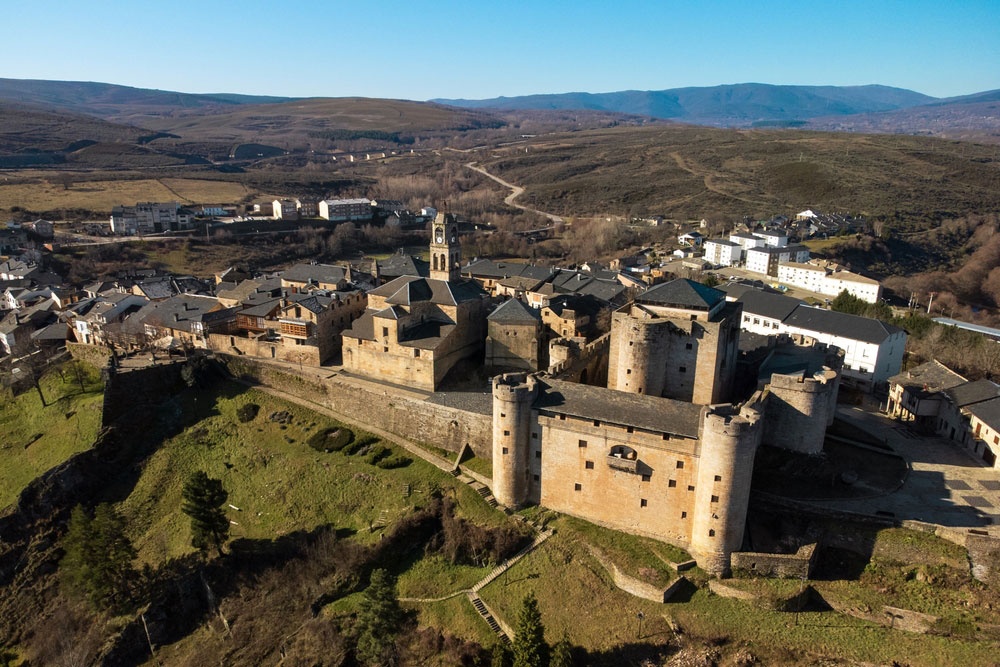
[429,211,461,282]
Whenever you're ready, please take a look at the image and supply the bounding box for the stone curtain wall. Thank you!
[221,356,493,458]
[731,543,817,578]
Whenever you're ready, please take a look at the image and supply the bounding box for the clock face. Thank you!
[435,228,444,243]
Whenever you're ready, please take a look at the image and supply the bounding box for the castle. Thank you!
[315,213,845,575]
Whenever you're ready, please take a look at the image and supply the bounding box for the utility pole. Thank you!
[927,292,937,315]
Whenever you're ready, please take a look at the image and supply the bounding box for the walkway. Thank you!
[805,406,1000,536]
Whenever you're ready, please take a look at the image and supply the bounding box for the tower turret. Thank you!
[429,211,461,282]
[690,403,762,576]
[492,373,538,508]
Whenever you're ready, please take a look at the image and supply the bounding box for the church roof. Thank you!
[371,275,485,307]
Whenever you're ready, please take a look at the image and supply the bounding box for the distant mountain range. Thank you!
[434,83,1000,132]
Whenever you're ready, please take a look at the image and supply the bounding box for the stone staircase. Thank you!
[472,528,552,593]
[468,591,510,643]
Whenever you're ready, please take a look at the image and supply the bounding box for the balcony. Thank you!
[607,445,639,474]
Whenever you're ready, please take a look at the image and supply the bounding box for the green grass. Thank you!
[0,363,104,510]
[115,383,501,564]
[396,554,488,600]
[460,455,492,478]
[406,595,498,647]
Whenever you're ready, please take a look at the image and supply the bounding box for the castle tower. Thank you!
[763,368,839,455]
[492,373,538,508]
[690,403,762,576]
[429,211,461,282]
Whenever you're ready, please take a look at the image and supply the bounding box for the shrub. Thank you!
[343,434,378,455]
[364,445,392,466]
[236,403,259,423]
[307,427,354,453]
[376,455,412,469]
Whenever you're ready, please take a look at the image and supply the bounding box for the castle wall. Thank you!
[533,409,701,553]
[221,356,492,457]
[207,333,322,367]
[763,369,838,454]
[486,320,541,371]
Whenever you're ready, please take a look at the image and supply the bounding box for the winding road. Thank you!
[465,161,564,224]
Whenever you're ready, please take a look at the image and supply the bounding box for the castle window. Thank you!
[533,474,539,481]
[662,434,669,441]
[681,511,687,519]
[709,529,716,537]
[640,499,648,507]
[501,413,506,418]
[532,432,538,439]
[711,495,719,503]
[668,480,676,488]
[626,369,631,375]
[629,341,633,346]
[593,420,600,427]
[559,414,566,420]
[535,451,541,459]
[641,474,650,482]
[578,439,587,448]
[414,349,420,358]
[574,483,582,491]
[679,366,686,373]
[676,461,684,469]
[686,343,693,350]
[382,326,388,337]
[690,314,697,321]
[503,430,510,436]
[714,475,722,482]
[585,460,594,469]
[384,346,388,353]
[688,485,695,491]
[502,447,508,455]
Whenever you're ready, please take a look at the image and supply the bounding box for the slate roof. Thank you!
[533,378,703,439]
[747,244,808,256]
[738,290,804,321]
[888,360,967,396]
[488,298,540,323]
[783,305,904,344]
[370,275,485,307]
[637,278,724,311]
[945,379,1000,408]
[705,238,739,247]
[966,396,1000,432]
[463,258,554,281]
[280,263,347,285]
[378,253,429,279]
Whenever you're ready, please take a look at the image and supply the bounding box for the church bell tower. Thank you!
[429,211,461,282]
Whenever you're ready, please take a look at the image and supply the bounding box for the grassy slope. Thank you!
[0,364,104,510]
[482,126,1000,222]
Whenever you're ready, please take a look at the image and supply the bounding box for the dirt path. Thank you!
[465,161,564,224]
[668,151,768,207]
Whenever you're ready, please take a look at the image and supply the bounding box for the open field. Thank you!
[0,176,269,214]
[0,362,104,510]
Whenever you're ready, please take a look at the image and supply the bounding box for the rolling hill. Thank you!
[434,83,937,126]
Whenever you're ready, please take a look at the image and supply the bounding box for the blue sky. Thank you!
[3,0,998,99]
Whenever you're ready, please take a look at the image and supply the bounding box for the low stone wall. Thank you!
[206,333,322,366]
[220,356,493,458]
[588,546,675,603]
[707,580,757,602]
[731,543,817,579]
[966,531,1000,584]
[822,593,940,634]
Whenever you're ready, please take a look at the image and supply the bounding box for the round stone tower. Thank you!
[492,373,538,508]
[608,314,665,396]
[690,404,762,576]
[764,369,839,455]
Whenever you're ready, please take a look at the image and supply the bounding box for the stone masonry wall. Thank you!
[221,355,493,458]
[731,543,817,578]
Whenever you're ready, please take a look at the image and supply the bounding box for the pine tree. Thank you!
[355,568,404,666]
[61,503,136,611]
[181,471,229,557]
[512,592,547,667]
[491,641,512,667]
[549,633,573,667]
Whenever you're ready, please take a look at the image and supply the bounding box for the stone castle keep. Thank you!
[487,277,842,575]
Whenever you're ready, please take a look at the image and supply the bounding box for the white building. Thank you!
[737,290,905,391]
[745,245,810,277]
[752,229,789,247]
[777,262,882,303]
[110,202,191,235]
[272,199,299,221]
[703,239,742,267]
[728,232,763,254]
[319,198,374,222]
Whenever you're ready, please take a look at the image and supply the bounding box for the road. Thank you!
[465,161,564,224]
